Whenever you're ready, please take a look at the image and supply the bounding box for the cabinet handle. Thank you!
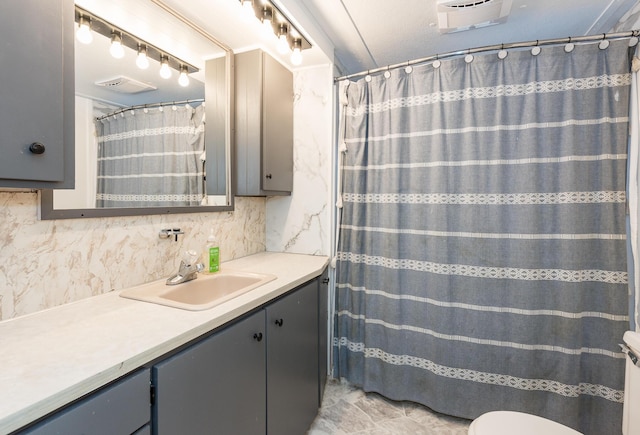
[265,174,272,179]
[253,332,263,342]
[275,318,284,327]
[29,142,46,155]
[322,278,330,284]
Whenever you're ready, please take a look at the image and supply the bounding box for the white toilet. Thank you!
[468,330,640,435]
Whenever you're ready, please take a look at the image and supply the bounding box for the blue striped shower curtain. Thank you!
[334,39,633,434]
[96,104,205,208]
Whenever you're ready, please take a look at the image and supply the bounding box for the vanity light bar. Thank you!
[238,0,312,52]
[75,5,199,76]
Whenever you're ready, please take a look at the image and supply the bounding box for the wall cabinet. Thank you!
[0,0,75,189]
[235,49,293,196]
[17,369,150,435]
[153,280,320,435]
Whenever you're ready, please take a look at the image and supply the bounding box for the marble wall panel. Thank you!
[0,194,266,320]
[267,64,333,256]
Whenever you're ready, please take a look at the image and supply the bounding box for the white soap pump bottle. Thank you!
[204,229,220,274]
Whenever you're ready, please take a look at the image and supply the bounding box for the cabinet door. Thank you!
[261,53,293,193]
[266,281,319,435]
[153,311,266,435]
[0,0,74,188]
[20,368,150,435]
[235,49,293,196]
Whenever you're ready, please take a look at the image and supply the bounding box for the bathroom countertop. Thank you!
[0,251,329,434]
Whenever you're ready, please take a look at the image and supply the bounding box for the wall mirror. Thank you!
[40,0,234,219]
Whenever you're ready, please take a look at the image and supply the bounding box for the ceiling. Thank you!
[282,0,640,75]
[74,0,640,107]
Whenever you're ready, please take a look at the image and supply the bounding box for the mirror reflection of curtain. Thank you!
[95,104,205,207]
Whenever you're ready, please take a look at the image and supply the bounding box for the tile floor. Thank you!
[308,379,471,435]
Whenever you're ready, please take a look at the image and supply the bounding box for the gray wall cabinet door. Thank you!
[266,281,319,435]
[152,310,267,435]
[19,368,151,435]
[261,53,293,193]
[235,49,293,196]
[0,0,75,189]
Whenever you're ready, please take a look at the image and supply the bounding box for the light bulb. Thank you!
[136,46,149,69]
[178,67,190,87]
[277,34,290,54]
[241,0,255,19]
[109,33,124,59]
[159,56,172,79]
[276,24,289,54]
[261,6,274,37]
[291,40,303,66]
[76,17,93,44]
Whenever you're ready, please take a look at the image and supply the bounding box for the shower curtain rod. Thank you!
[334,30,640,82]
[95,98,205,121]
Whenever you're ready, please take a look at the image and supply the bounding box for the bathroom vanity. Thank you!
[0,252,329,435]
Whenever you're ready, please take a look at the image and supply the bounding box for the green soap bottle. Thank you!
[204,229,220,273]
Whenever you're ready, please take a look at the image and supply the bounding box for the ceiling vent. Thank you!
[437,0,513,34]
[94,76,157,94]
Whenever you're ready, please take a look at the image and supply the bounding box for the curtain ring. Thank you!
[384,67,391,79]
[599,34,610,50]
[365,70,372,82]
[405,61,413,74]
[498,43,508,60]
[405,62,413,73]
[432,54,442,69]
[531,40,541,56]
[565,37,575,53]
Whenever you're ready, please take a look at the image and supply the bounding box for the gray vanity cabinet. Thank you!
[152,279,321,435]
[0,0,75,189]
[152,310,267,435]
[235,49,293,196]
[266,280,319,435]
[18,368,151,435]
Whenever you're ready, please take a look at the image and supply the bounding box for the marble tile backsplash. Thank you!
[0,194,266,320]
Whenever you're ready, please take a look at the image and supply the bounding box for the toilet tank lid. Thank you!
[624,331,640,354]
[469,411,582,435]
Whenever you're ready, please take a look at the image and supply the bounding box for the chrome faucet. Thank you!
[167,250,204,285]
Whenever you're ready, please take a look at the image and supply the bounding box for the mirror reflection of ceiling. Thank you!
[74,0,225,107]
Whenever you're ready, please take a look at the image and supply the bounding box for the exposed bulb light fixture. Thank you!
[276,24,289,54]
[178,66,190,87]
[261,6,274,36]
[76,16,93,44]
[235,0,311,66]
[109,32,125,58]
[75,5,199,85]
[136,45,149,69]
[241,0,255,19]
[290,39,303,65]
[159,56,172,79]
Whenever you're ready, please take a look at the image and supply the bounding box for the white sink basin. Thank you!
[120,269,277,311]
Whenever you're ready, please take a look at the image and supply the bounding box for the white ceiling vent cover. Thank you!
[94,76,157,94]
[437,0,513,34]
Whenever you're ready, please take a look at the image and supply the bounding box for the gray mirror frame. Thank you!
[40,24,235,220]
